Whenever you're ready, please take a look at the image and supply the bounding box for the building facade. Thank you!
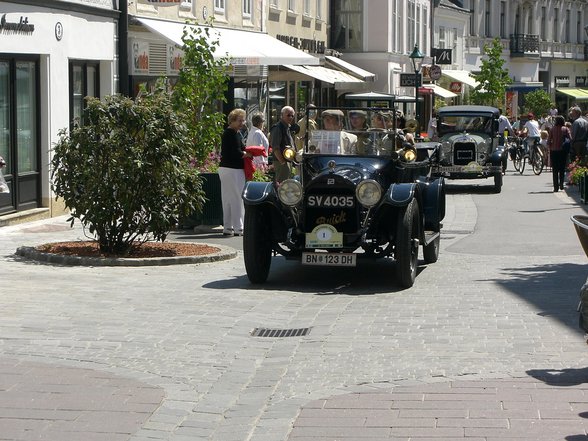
[0,0,118,217]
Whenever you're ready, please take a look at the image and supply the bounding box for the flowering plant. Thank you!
[191,150,220,173]
[252,162,271,182]
[568,158,588,185]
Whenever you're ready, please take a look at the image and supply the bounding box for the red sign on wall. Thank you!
[449,82,462,93]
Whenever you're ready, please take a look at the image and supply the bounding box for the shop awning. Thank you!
[284,64,364,85]
[136,17,319,66]
[442,70,479,88]
[324,55,375,81]
[421,84,457,99]
[556,88,588,100]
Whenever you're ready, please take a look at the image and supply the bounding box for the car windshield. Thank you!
[302,107,411,157]
[437,114,493,136]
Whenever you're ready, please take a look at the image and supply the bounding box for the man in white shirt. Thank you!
[523,113,541,156]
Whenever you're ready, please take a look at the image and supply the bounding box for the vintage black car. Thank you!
[433,105,506,193]
[242,107,446,288]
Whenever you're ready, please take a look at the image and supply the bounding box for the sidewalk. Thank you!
[1,176,588,441]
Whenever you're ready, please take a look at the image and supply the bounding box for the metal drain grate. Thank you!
[251,327,311,338]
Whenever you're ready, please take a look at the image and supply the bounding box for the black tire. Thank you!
[493,172,502,193]
[532,150,544,175]
[423,234,440,264]
[514,148,523,173]
[518,150,526,175]
[243,205,272,284]
[395,199,420,288]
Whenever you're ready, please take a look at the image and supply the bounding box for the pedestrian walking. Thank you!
[547,115,570,192]
[569,107,588,161]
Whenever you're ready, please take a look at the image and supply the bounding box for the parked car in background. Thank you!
[433,105,506,193]
[242,107,446,288]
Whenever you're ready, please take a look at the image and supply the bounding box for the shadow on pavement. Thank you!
[484,262,585,331]
[445,182,498,194]
[203,256,432,295]
[527,366,588,386]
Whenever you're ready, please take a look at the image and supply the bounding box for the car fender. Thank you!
[242,181,278,206]
[422,177,446,231]
[384,182,418,207]
[491,147,506,164]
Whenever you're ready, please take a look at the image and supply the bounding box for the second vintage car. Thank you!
[241,107,446,288]
[433,105,506,193]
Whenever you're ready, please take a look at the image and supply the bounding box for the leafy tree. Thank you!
[523,89,553,118]
[470,37,512,108]
[173,22,229,168]
[52,83,205,254]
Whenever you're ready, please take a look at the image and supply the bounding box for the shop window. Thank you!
[69,62,99,127]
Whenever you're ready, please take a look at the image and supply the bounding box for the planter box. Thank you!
[581,172,588,204]
[181,172,223,228]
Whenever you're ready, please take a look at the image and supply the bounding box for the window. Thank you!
[270,0,278,6]
[439,26,446,49]
[484,0,491,37]
[330,0,362,51]
[422,5,428,54]
[470,1,476,36]
[578,11,583,44]
[180,0,192,11]
[70,61,99,128]
[565,9,570,43]
[541,7,546,40]
[392,0,400,52]
[304,0,310,15]
[316,0,322,19]
[500,2,506,38]
[288,0,294,12]
[215,0,225,12]
[408,0,415,50]
[243,0,251,17]
[554,8,559,42]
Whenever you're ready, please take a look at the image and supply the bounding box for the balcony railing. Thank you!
[509,34,540,56]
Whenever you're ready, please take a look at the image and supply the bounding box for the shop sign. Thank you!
[576,76,587,87]
[0,14,34,34]
[400,73,418,87]
[418,87,433,95]
[449,82,462,93]
[276,34,326,54]
[132,40,150,75]
[168,45,183,74]
[58,0,114,9]
[146,0,181,3]
[432,48,452,65]
[555,76,570,87]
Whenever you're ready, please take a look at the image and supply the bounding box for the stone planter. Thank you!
[581,172,588,204]
[571,215,588,332]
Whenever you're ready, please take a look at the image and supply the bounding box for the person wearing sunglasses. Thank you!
[269,106,295,183]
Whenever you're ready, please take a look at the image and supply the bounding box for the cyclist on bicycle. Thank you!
[522,112,541,157]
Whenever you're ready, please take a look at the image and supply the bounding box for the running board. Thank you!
[423,230,440,246]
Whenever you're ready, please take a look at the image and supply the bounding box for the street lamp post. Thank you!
[409,44,424,139]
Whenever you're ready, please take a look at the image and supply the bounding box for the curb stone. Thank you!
[15,242,238,266]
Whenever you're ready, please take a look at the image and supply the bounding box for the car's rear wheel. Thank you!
[423,234,440,264]
[243,205,272,284]
[395,199,419,288]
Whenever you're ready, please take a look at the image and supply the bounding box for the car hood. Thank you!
[303,155,393,186]
[440,132,489,144]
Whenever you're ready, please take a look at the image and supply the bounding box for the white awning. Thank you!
[324,55,375,81]
[136,17,319,66]
[442,70,479,88]
[422,84,457,99]
[284,65,364,85]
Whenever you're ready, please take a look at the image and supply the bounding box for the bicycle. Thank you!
[508,136,526,173]
[526,137,544,175]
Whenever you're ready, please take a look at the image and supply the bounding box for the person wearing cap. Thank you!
[348,110,369,154]
[269,106,296,183]
[321,109,357,154]
[522,112,541,156]
[295,104,318,151]
[569,106,588,161]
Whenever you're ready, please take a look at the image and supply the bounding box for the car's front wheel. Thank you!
[243,205,272,283]
[423,234,440,264]
[395,199,419,288]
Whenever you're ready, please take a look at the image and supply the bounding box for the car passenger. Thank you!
[348,110,370,154]
[321,109,357,154]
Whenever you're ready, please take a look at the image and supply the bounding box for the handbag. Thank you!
[562,128,571,154]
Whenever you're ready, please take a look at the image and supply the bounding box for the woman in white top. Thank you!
[246,112,269,167]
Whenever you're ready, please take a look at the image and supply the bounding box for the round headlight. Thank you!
[283,147,296,161]
[356,179,382,207]
[402,148,417,162]
[278,179,303,206]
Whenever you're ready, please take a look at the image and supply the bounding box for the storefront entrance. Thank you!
[0,56,40,215]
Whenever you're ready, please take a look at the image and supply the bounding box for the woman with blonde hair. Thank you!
[218,108,252,236]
